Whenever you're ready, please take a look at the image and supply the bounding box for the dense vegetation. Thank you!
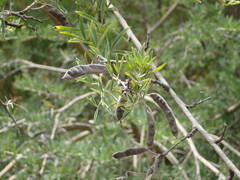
[0,0,240,179]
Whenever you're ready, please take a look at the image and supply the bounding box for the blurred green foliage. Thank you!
[0,0,240,179]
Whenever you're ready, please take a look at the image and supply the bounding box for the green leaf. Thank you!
[68,39,93,45]
[55,26,80,31]
[226,1,240,6]
[59,31,79,37]
[111,28,127,49]
[151,63,166,73]
[97,24,112,47]
[75,11,97,23]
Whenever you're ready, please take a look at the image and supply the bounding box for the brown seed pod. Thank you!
[62,64,107,80]
[42,4,69,26]
[112,147,148,159]
[116,106,125,120]
[149,93,178,137]
[145,105,156,148]
[116,96,127,120]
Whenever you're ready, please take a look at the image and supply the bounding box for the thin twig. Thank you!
[0,100,22,136]
[16,59,67,73]
[54,92,96,113]
[209,134,240,158]
[154,141,189,180]
[39,154,49,175]
[215,125,227,144]
[146,129,197,179]
[50,113,60,140]
[0,119,26,134]
[0,154,23,178]
[163,128,197,157]
[69,130,91,143]
[148,0,180,34]
[1,0,43,30]
[213,101,240,120]
[18,0,38,14]
[186,97,211,109]
[175,119,226,179]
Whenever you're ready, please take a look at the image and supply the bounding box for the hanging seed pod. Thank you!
[116,96,127,120]
[149,93,178,137]
[116,106,124,120]
[145,105,156,148]
[112,147,148,159]
[62,64,107,80]
[43,4,69,26]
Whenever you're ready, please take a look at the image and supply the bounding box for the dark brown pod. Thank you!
[149,93,178,137]
[115,96,127,120]
[116,106,124,120]
[112,147,147,159]
[43,4,69,26]
[145,105,156,148]
[62,64,107,80]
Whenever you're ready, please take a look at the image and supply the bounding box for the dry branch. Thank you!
[186,97,211,109]
[107,1,240,177]
[15,59,67,73]
[0,154,23,178]
[148,0,180,34]
[0,119,26,134]
[50,113,60,140]
[145,128,197,179]
[0,1,43,30]
[0,99,23,136]
[39,154,49,175]
[154,141,189,180]
[213,101,240,120]
[54,92,96,113]
[69,130,91,143]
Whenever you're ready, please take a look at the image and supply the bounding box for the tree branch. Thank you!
[148,0,180,34]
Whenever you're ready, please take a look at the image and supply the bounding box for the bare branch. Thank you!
[18,0,38,14]
[50,113,60,140]
[39,154,49,175]
[0,99,23,136]
[146,129,197,179]
[154,141,189,180]
[0,154,23,178]
[186,97,211,109]
[54,92,96,113]
[0,119,26,134]
[107,0,142,50]
[213,101,240,120]
[4,20,23,28]
[16,59,67,73]
[148,0,180,34]
[69,130,91,143]
[215,125,227,144]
